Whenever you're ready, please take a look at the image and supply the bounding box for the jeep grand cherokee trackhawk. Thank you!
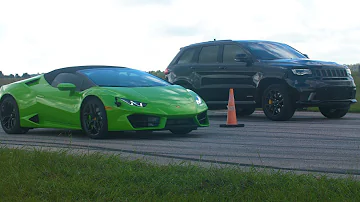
[165,40,357,121]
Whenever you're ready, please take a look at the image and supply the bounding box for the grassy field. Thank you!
[0,147,360,201]
[349,74,360,112]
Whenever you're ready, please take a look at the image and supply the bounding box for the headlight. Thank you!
[291,69,312,76]
[195,95,202,105]
[186,89,203,105]
[346,68,352,75]
[119,98,147,107]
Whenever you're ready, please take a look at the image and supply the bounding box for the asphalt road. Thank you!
[1,110,360,176]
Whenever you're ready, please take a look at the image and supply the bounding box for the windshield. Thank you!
[242,41,307,60]
[78,68,170,87]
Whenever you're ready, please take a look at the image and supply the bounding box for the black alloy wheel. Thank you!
[262,84,295,121]
[0,96,29,134]
[81,98,108,139]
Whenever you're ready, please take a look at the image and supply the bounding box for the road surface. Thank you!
[1,111,360,176]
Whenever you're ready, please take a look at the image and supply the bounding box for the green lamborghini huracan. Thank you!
[0,66,209,138]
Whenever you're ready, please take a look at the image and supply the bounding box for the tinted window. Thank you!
[223,45,246,63]
[198,45,219,63]
[79,68,170,87]
[242,42,306,60]
[51,73,83,91]
[177,48,195,64]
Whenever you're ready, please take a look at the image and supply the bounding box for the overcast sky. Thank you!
[0,0,359,75]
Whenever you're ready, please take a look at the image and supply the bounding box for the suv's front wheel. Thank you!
[319,106,349,119]
[262,84,295,121]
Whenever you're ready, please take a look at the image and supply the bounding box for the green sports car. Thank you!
[0,66,209,138]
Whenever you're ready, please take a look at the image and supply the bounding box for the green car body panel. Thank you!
[0,68,209,133]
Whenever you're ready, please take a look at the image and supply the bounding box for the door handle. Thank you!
[218,66,226,69]
[190,67,195,69]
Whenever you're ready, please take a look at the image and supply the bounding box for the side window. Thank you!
[198,45,219,63]
[223,44,246,63]
[177,48,195,64]
[51,73,83,91]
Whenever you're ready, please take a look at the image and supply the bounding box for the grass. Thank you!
[349,74,360,112]
[1,147,360,201]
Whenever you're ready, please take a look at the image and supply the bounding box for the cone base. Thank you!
[219,124,245,127]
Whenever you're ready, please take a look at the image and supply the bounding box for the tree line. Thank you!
[1,64,359,81]
[0,71,40,79]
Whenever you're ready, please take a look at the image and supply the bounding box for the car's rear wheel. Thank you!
[81,98,108,139]
[170,128,193,135]
[319,106,349,119]
[262,84,295,121]
[0,96,29,134]
[236,107,256,116]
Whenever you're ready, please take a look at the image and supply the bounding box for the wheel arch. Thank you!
[256,78,296,106]
[173,79,194,89]
[0,94,15,104]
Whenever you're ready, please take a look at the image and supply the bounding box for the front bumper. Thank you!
[105,104,209,131]
[286,76,357,108]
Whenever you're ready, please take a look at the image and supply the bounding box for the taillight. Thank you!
[164,68,170,75]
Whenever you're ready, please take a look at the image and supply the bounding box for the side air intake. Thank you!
[29,114,39,123]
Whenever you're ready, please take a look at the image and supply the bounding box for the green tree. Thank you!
[22,73,30,78]
[148,70,165,80]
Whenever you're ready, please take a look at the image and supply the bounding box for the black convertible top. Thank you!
[44,65,126,84]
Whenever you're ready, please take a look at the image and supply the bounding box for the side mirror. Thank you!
[234,54,250,62]
[303,54,309,58]
[57,83,76,91]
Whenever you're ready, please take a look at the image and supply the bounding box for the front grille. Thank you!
[313,68,347,78]
[165,118,197,128]
[314,87,354,100]
[127,114,160,128]
[197,111,208,124]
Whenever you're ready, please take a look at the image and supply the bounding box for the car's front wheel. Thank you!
[262,84,295,121]
[170,128,193,135]
[319,106,349,119]
[0,96,29,134]
[81,98,108,139]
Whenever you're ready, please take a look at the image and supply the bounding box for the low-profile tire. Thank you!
[81,97,108,139]
[236,107,256,116]
[0,96,29,134]
[136,130,153,135]
[262,84,295,121]
[319,106,349,119]
[170,128,193,135]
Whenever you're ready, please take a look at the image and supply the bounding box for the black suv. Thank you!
[165,40,357,121]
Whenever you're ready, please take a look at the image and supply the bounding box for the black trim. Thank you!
[29,114,39,123]
[44,65,126,85]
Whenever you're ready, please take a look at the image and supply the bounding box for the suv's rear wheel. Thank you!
[262,84,295,121]
[236,107,256,116]
[319,106,349,119]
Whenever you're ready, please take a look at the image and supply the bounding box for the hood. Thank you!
[260,58,344,68]
[102,85,195,104]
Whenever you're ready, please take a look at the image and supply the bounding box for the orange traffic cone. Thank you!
[220,88,245,127]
